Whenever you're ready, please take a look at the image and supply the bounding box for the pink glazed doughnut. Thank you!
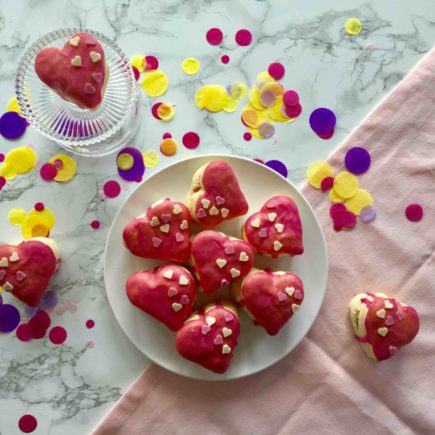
[34,32,109,110]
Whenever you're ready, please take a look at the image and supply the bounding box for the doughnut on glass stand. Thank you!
[15,28,141,157]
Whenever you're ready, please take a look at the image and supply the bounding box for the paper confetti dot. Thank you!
[117,153,134,171]
[320,176,334,192]
[28,206,55,229]
[131,66,140,81]
[90,220,100,230]
[0,162,18,180]
[18,414,38,433]
[330,203,347,219]
[283,103,302,118]
[48,154,77,182]
[40,163,57,181]
[182,57,200,75]
[235,29,252,46]
[265,160,288,178]
[103,180,121,198]
[49,326,67,344]
[268,62,285,80]
[243,132,252,141]
[160,138,178,156]
[86,319,95,329]
[309,108,336,135]
[6,96,24,116]
[0,304,21,333]
[182,131,200,149]
[117,147,145,182]
[0,153,4,162]
[86,340,95,348]
[333,171,359,199]
[130,54,145,72]
[221,54,230,64]
[0,176,5,190]
[283,90,299,107]
[345,18,362,36]
[156,102,175,121]
[8,208,26,225]
[345,188,373,216]
[206,28,223,45]
[345,147,371,175]
[5,146,37,174]
[141,70,169,97]
[405,204,423,222]
[0,111,27,139]
[16,323,33,342]
[143,150,160,168]
[306,161,334,189]
[144,55,159,71]
[360,205,377,223]
[329,188,345,203]
[34,202,45,211]
[258,122,275,138]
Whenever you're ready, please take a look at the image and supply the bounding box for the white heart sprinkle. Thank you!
[273,241,283,251]
[163,269,173,279]
[172,303,182,312]
[285,287,295,297]
[230,268,241,278]
[268,213,277,222]
[90,51,102,62]
[150,216,160,227]
[69,36,80,47]
[222,327,232,337]
[160,224,170,233]
[201,199,210,209]
[378,327,389,337]
[206,316,216,326]
[71,55,82,67]
[275,223,284,233]
[9,252,20,262]
[384,300,394,309]
[216,259,227,269]
[179,275,189,286]
[180,220,188,230]
[291,304,300,313]
[376,309,386,319]
[173,204,182,215]
[250,218,261,228]
[239,252,249,262]
[3,281,13,292]
[221,208,229,218]
[209,206,219,216]
[0,257,8,267]
[222,344,231,354]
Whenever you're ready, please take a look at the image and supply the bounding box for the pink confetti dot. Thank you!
[268,62,285,80]
[0,153,4,162]
[18,414,37,433]
[90,220,101,230]
[162,132,172,139]
[86,319,95,329]
[34,202,45,211]
[405,203,423,222]
[103,180,121,198]
[182,131,200,149]
[16,323,33,342]
[131,65,140,81]
[0,176,6,190]
[86,339,95,349]
[283,90,299,107]
[235,29,252,46]
[49,326,67,344]
[221,54,230,64]
[243,132,252,141]
[144,55,159,71]
[206,27,223,45]
[40,163,58,181]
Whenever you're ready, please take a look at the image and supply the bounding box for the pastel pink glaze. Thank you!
[0,241,58,307]
[238,269,304,336]
[357,292,420,360]
[34,32,107,109]
[244,195,303,257]
[190,231,254,294]
[126,265,196,332]
[123,198,191,263]
[175,301,240,373]
[192,161,249,227]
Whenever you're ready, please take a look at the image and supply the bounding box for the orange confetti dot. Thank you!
[160,138,178,156]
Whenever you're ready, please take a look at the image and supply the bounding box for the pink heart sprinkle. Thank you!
[385,315,395,326]
[161,214,171,223]
[213,335,223,345]
[396,310,404,321]
[277,291,287,302]
[294,290,303,300]
[180,295,190,305]
[220,279,230,288]
[175,232,184,243]
[92,72,103,83]
[197,208,206,219]
[258,228,268,238]
[16,271,26,282]
[84,83,96,94]
[0,270,6,280]
[224,245,234,255]
[152,237,162,248]
[201,325,211,335]
[389,346,398,356]
[168,287,178,297]
[224,312,234,322]
[216,196,225,205]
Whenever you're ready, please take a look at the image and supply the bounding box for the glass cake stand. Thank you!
[15,28,141,157]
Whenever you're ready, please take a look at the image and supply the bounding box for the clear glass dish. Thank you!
[15,28,141,157]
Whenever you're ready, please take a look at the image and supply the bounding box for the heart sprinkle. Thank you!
[173,204,182,215]
[175,232,184,243]
[152,237,162,248]
[84,83,96,94]
[0,257,8,267]
[161,214,171,223]
[222,327,232,337]
[376,309,386,319]
[224,245,235,255]
[275,223,284,233]
[167,288,178,297]
[239,252,249,262]
[16,271,26,282]
[69,36,80,47]
[209,206,219,215]
[216,196,225,205]
[213,335,223,345]
[268,212,277,222]
[250,218,261,228]
[92,72,103,83]
[206,316,216,326]
[220,279,230,288]
[258,228,268,238]
[291,304,300,313]
[9,252,20,263]
[396,310,404,321]
[180,220,188,230]
[180,295,190,305]
[201,199,210,209]
[179,275,189,286]
[230,268,241,278]
[389,346,398,355]
[377,327,389,337]
[3,281,13,292]
[222,344,231,354]
[224,312,234,322]
[221,208,229,218]
[285,287,295,297]
[277,291,287,302]
[384,300,394,309]
[163,269,174,279]
[294,289,303,300]
[0,270,6,280]
[385,315,395,326]
[201,325,211,335]
[197,208,206,219]
[71,55,82,67]
[150,216,160,227]
[90,51,102,62]
[172,303,182,312]
[160,224,170,233]
[273,241,283,251]
[216,258,227,268]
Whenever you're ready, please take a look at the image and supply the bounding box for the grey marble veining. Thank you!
[0,0,434,433]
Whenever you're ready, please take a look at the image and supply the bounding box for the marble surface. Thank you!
[0,0,434,433]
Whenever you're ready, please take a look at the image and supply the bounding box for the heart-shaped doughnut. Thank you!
[126,265,196,331]
[123,198,191,263]
[190,230,254,294]
[186,160,249,227]
[232,267,304,335]
[34,32,109,110]
[243,195,303,257]
[0,238,60,307]
[175,301,240,373]
[348,292,420,361]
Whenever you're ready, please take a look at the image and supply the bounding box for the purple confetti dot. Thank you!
[117,147,145,182]
[360,206,377,223]
[0,112,27,140]
[344,147,371,175]
[0,304,21,333]
[309,108,336,135]
[265,160,288,178]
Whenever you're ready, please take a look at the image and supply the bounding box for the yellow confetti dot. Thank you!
[247,126,263,139]
[182,57,200,75]
[143,150,160,168]
[117,153,134,171]
[222,97,238,113]
[160,138,178,156]
[229,82,247,100]
[333,171,359,199]
[249,87,266,111]
[28,207,56,229]
[5,146,37,175]
[256,71,274,90]
[48,154,77,182]
[345,18,362,36]
[21,215,50,239]
[130,54,145,72]
[6,97,24,117]
[306,161,334,189]
[268,97,295,123]
[141,70,169,97]
[329,188,345,203]
[345,189,373,216]
[8,208,26,225]
[157,103,175,121]
[0,163,17,180]
[195,85,228,112]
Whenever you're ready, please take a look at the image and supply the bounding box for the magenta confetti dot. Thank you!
[243,132,252,141]
[40,163,58,181]
[49,326,67,344]
[117,147,145,182]
[316,130,335,140]
[265,160,288,178]
[360,206,377,223]
[0,176,6,190]
[162,132,172,139]
[283,104,302,119]
[321,176,334,192]
[268,62,285,80]
[86,319,95,329]
[90,220,101,230]
[0,304,20,333]
[283,90,299,107]
[206,27,223,45]
[235,29,252,46]
[253,158,264,164]
[0,111,27,139]
[131,65,140,81]
[144,55,159,71]
[309,108,336,135]
[405,203,423,222]
[53,159,64,170]
[18,414,38,433]
[0,153,4,162]
[103,180,121,198]
[221,54,230,64]
[151,102,162,119]
[16,323,33,342]
[34,202,45,211]
[182,131,200,149]
[330,203,347,219]
[345,147,371,175]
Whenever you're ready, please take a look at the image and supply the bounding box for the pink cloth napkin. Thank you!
[94,49,435,435]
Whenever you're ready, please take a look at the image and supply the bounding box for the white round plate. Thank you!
[104,155,328,380]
